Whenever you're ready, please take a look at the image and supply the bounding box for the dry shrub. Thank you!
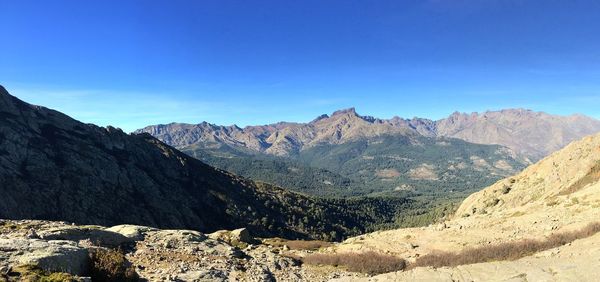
[303,251,406,274]
[89,248,139,282]
[412,222,600,269]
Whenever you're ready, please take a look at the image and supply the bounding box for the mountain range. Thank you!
[137,107,600,160]
[136,107,600,198]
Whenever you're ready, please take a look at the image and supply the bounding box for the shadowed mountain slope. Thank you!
[0,85,409,240]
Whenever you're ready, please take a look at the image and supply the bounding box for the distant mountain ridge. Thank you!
[139,107,418,157]
[138,107,600,160]
[434,109,600,159]
[137,108,537,198]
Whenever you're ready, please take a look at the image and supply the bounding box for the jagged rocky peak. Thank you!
[310,114,330,123]
[331,107,358,116]
[326,107,379,123]
[0,84,42,113]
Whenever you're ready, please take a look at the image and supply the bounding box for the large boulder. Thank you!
[0,238,89,276]
[208,228,254,246]
[106,224,158,241]
[154,230,207,249]
[38,226,133,247]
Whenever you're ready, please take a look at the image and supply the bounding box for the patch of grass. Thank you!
[564,197,581,207]
[545,198,560,207]
[88,248,139,282]
[303,251,406,274]
[3,264,79,282]
[411,222,600,269]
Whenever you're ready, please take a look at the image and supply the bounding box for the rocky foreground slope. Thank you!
[0,219,363,281]
[325,132,600,281]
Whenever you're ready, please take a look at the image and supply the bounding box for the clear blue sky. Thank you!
[1,0,599,132]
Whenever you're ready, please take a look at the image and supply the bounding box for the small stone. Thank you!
[25,229,39,239]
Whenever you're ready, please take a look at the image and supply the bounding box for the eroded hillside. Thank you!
[317,132,600,281]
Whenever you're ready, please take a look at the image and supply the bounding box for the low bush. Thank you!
[412,222,600,269]
[88,248,139,282]
[303,251,406,274]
